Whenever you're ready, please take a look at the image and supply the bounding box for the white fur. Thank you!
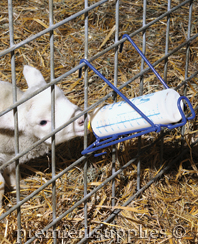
[0,65,86,207]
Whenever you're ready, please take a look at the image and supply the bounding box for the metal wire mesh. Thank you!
[0,0,197,243]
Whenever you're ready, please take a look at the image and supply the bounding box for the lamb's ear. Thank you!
[23,65,46,88]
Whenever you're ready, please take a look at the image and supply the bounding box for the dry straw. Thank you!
[0,0,198,243]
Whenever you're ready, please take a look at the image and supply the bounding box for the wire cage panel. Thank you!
[0,0,197,243]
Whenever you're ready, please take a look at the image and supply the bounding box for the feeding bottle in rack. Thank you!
[88,89,183,138]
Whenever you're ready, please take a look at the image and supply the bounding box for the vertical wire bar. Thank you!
[140,0,147,95]
[137,0,146,191]
[111,0,119,210]
[84,0,89,240]
[184,0,193,93]
[161,0,171,167]
[8,1,21,243]
[181,0,193,144]
[164,0,171,83]
[49,0,57,243]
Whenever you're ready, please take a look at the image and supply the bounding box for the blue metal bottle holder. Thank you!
[79,34,195,157]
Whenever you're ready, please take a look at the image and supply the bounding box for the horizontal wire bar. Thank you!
[25,156,139,243]
[175,70,198,91]
[0,0,191,60]
[88,0,193,62]
[25,135,198,244]
[1,31,197,119]
[0,31,197,171]
[0,107,90,171]
[0,155,87,221]
[0,0,108,58]
[117,33,198,91]
[0,63,85,117]
[78,138,198,244]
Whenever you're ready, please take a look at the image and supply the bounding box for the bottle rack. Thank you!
[79,34,195,157]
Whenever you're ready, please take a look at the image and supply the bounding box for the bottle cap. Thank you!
[87,120,92,132]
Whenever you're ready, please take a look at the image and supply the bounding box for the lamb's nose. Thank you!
[77,116,84,126]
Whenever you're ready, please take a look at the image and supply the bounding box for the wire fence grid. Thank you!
[0,0,197,243]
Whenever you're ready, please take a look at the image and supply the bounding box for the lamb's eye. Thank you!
[40,120,48,126]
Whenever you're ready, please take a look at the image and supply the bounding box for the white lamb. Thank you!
[0,65,86,207]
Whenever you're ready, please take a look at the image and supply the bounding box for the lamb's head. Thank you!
[20,65,86,144]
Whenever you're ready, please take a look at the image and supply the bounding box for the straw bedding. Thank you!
[0,0,198,243]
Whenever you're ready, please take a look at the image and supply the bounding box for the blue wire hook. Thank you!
[79,35,195,156]
[120,34,169,89]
